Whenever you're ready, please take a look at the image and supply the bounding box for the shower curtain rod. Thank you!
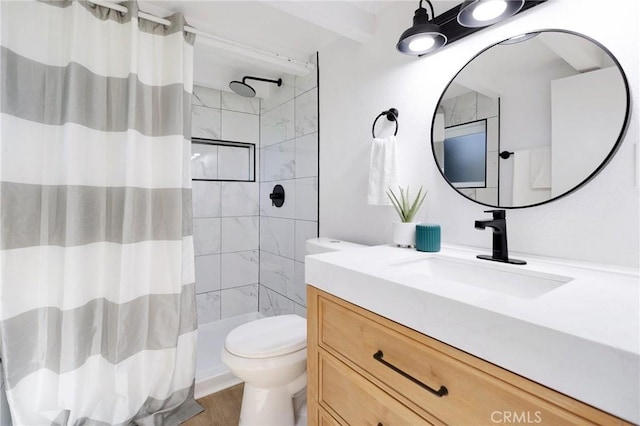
[87,0,315,76]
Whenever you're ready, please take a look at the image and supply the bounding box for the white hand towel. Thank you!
[368,136,398,205]
[529,146,551,189]
[513,149,550,205]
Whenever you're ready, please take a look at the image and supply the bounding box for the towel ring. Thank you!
[372,108,399,138]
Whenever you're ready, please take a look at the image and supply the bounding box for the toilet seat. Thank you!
[225,314,306,359]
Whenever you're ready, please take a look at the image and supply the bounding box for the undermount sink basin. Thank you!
[390,255,574,299]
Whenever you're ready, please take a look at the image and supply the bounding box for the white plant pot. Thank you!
[392,221,416,248]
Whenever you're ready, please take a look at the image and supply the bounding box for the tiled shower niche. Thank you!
[192,139,256,182]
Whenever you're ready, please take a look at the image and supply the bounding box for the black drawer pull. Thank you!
[373,350,448,397]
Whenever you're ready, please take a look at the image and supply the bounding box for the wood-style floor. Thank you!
[183,384,244,426]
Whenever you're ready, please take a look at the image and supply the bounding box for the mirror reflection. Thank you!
[432,30,629,208]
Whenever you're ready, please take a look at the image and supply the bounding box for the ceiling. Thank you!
[137,1,453,96]
[444,31,614,100]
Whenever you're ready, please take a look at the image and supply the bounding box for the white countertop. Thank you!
[305,244,640,424]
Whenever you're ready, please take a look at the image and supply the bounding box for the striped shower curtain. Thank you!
[0,1,201,424]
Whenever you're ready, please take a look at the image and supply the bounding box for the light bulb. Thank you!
[408,35,436,53]
[472,0,507,22]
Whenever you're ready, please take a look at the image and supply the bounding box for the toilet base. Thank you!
[239,383,295,426]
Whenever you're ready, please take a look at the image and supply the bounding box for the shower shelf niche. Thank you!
[191,138,256,182]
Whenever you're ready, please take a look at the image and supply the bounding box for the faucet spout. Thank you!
[474,219,502,231]
[474,210,526,265]
[474,220,486,230]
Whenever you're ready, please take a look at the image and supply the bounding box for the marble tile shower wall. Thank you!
[192,86,261,324]
[259,57,319,319]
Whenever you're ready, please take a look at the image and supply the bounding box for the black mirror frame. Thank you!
[430,29,632,209]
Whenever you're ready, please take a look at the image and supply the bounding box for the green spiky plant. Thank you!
[387,186,427,223]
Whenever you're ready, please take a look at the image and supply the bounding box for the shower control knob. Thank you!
[269,184,285,207]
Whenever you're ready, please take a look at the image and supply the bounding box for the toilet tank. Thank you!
[305,237,367,255]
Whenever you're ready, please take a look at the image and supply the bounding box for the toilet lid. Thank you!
[225,315,307,358]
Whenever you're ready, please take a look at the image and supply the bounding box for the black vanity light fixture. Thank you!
[396,0,447,56]
[457,0,525,28]
[398,0,546,57]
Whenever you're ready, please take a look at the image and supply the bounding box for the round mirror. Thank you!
[431,30,630,208]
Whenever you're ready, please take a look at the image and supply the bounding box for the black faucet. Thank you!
[474,210,526,265]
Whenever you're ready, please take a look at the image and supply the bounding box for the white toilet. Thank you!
[221,237,366,426]
[221,314,307,426]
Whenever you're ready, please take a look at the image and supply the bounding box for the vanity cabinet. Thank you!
[307,286,630,426]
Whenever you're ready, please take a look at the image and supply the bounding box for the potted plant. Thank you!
[387,185,427,247]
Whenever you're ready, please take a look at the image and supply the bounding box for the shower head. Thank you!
[229,76,282,98]
[229,80,256,97]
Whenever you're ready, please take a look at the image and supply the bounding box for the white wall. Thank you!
[319,0,639,268]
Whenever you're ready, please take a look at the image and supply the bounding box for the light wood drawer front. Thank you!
[320,352,433,426]
[318,295,616,425]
